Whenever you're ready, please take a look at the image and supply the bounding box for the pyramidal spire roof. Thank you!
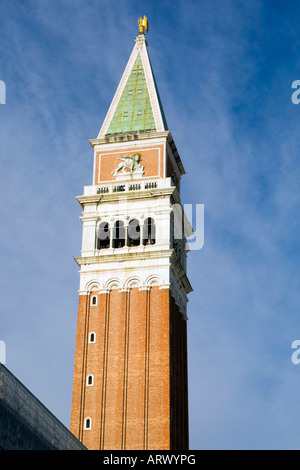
[98,28,168,138]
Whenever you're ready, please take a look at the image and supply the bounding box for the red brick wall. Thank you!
[170,294,189,449]
[70,287,188,450]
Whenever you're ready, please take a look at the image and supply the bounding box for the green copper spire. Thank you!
[98,29,168,138]
[107,53,156,134]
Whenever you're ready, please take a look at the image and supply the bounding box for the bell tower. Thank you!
[70,18,192,450]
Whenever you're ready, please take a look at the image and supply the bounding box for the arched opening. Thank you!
[97,222,110,249]
[87,374,94,386]
[113,220,125,248]
[84,418,92,430]
[91,295,98,306]
[143,218,156,245]
[89,332,96,343]
[127,219,140,247]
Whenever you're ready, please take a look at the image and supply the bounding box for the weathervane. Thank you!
[138,15,148,34]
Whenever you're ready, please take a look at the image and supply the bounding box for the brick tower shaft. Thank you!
[70,19,192,450]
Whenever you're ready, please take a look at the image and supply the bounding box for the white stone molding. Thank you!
[80,272,188,319]
[139,39,165,132]
[138,285,151,291]
[105,278,123,291]
[119,287,131,293]
[145,274,164,288]
[85,280,102,293]
[159,283,171,290]
[125,276,143,290]
[99,288,110,295]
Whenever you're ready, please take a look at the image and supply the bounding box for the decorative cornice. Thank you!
[166,132,186,175]
[88,130,185,177]
[78,267,190,320]
[170,251,193,294]
[76,185,180,208]
[74,249,174,267]
[89,130,169,148]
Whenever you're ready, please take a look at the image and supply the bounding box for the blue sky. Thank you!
[1,0,300,450]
